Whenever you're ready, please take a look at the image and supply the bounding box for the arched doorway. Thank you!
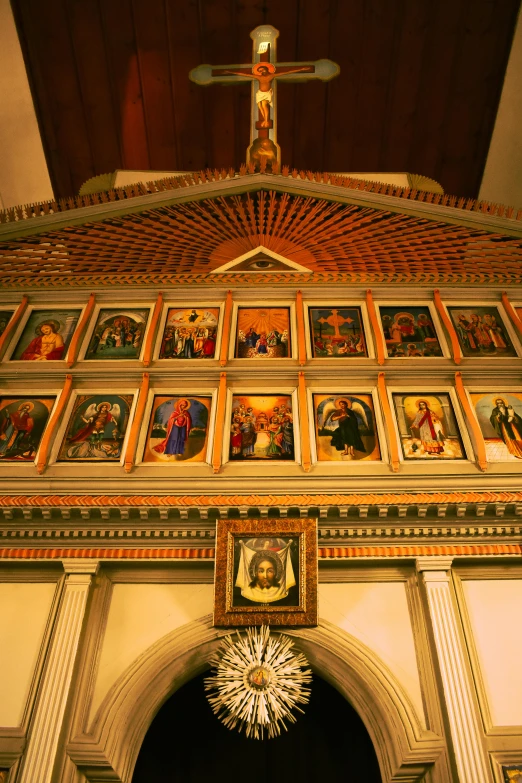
[132,671,381,782]
[69,619,442,782]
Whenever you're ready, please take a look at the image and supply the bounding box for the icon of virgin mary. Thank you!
[152,399,192,457]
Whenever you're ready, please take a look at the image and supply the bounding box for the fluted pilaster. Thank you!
[18,559,98,783]
[417,557,492,783]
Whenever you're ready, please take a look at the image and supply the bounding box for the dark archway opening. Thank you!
[132,671,382,782]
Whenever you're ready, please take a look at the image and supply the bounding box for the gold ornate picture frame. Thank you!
[214,518,318,627]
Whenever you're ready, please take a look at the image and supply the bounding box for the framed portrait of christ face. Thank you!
[214,518,317,627]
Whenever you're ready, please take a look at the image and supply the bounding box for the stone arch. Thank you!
[67,616,445,783]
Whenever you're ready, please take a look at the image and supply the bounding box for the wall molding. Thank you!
[65,615,447,783]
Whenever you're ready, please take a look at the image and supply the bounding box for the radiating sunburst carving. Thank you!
[1,190,521,285]
[205,626,312,740]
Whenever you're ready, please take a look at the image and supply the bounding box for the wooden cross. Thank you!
[189,25,339,170]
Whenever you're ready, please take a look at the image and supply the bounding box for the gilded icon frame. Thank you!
[213,518,318,627]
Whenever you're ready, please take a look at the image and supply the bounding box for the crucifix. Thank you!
[189,25,339,171]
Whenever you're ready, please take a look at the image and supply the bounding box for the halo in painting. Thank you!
[313,393,380,461]
[57,394,133,462]
[158,307,219,359]
[0,397,55,462]
[143,395,211,463]
[229,395,294,461]
[235,307,291,358]
[392,392,466,460]
[446,305,517,357]
[470,391,522,461]
[379,305,443,357]
[11,308,81,361]
[84,308,150,360]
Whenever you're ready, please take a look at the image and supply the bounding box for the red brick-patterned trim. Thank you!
[319,544,522,558]
[0,547,215,560]
[1,491,521,508]
[0,544,519,560]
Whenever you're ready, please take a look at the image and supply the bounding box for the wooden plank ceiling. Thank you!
[12,0,520,200]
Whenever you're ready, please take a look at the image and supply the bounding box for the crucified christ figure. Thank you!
[219,62,314,128]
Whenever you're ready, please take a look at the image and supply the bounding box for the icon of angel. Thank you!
[65,400,122,459]
[320,397,369,458]
[235,538,296,605]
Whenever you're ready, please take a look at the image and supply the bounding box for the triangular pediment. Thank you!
[1,174,521,287]
[210,246,312,274]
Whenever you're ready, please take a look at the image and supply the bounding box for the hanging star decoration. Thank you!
[205,625,312,739]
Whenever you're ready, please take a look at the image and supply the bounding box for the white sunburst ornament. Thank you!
[205,625,312,739]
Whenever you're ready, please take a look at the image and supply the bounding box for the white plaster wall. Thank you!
[319,582,426,726]
[0,0,54,209]
[462,578,522,727]
[89,581,426,728]
[479,7,522,208]
[89,583,214,723]
[0,581,56,726]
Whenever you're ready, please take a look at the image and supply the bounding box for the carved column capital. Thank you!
[62,558,100,575]
[416,556,453,578]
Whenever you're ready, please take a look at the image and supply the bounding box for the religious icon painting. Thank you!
[9,308,82,362]
[469,391,522,462]
[157,307,220,360]
[391,392,467,460]
[0,310,14,339]
[378,305,444,358]
[503,765,522,783]
[0,397,55,462]
[56,393,134,462]
[229,394,295,461]
[83,307,150,360]
[235,307,291,358]
[308,306,368,358]
[213,518,318,627]
[313,394,381,462]
[446,305,517,357]
[141,395,212,464]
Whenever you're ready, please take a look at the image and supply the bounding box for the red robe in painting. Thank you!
[69,410,113,443]
[20,336,65,361]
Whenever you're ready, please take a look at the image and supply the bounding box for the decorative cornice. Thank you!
[1,168,521,228]
[6,269,522,288]
[0,544,519,560]
[0,524,520,544]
